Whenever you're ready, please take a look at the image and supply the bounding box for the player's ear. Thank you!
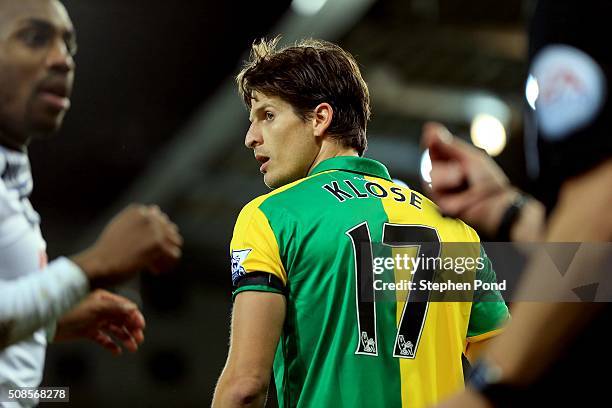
[312,103,333,138]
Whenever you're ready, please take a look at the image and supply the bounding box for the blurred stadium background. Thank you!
[32,0,534,406]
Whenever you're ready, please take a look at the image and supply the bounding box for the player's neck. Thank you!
[308,139,359,175]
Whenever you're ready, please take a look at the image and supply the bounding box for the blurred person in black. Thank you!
[424,0,612,406]
[0,0,183,405]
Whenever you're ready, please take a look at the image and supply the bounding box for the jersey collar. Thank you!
[309,156,392,181]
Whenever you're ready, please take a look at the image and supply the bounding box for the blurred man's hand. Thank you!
[54,289,145,355]
[72,204,183,287]
[422,122,513,236]
[422,122,544,240]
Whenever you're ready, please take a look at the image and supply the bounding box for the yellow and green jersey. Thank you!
[230,156,508,408]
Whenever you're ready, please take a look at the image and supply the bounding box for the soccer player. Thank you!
[424,1,612,406]
[0,0,182,405]
[213,38,509,408]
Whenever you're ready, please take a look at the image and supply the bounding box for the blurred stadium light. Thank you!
[280,0,377,43]
[420,149,433,184]
[470,113,508,156]
[291,0,328,16]
[526,74,539,110]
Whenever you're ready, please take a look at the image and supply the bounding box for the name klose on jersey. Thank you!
[322,178,423,210]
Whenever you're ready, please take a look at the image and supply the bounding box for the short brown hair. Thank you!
[236,37,370,156]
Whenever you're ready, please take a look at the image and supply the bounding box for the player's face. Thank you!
[246,92,320,189]
[0,0,76,149]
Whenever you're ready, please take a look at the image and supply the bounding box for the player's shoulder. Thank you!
[233,174,329,236]
[239,172,330,215]
[417,191,481,243]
